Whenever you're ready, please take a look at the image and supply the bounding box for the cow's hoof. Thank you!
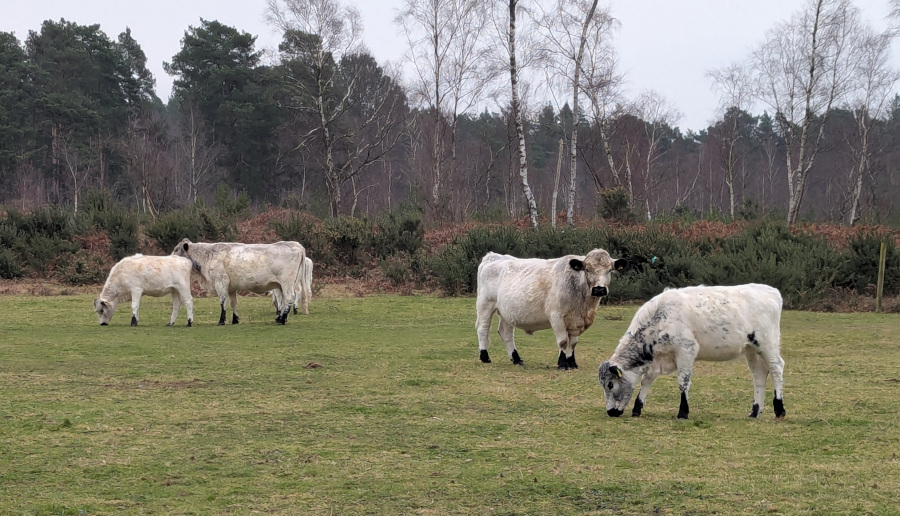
[131,315,138,327]
[275,317,286,325]
[218,321,225,326]
[511,350,523,366]
[773,398,786,419]
[557,364,568,370]
[607,408,623,417]
[232,315,240,325]
[677,413,689,420]
[293,308,298,315]
[186,320,192,328]
[479,350,491,363]
[166,322,174,327]
[749,403,760,418]
[631,399,644,417]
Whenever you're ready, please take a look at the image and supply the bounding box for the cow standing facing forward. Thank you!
[476,250,626,369]
[598,283,786,419]
[94,254,195,327]
[173,239,305,325]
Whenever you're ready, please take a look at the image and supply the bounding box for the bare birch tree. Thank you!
[536,0,614,225]
[708,63,755,218]
[397,0,493,221]
[268,0,407,217]
[843,27,898,225]
[494,0,539,228]
[580,9,623,192]
[750,0,861,225]
[173,102,222,205]
[630,90,681,219]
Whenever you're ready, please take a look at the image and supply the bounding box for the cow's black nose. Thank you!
[607,408,623,417]
[591,286,608,297]
[100,322,108,326]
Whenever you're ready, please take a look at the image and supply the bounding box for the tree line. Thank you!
[1,0,899,227]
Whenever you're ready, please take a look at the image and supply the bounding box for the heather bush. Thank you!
[429,225,524,295]
[373,207,425,258]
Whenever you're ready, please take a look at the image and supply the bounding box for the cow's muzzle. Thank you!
[100,322,108,326]
[607,408,623,417]
[591,286,608,297]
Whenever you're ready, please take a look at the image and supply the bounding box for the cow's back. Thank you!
[221,242,303,292]
[105,255,192,295]
[638,284,782,361]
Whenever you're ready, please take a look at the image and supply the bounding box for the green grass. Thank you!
[1,294,898,515]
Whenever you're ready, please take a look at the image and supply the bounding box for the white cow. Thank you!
[476,249,626,369]
[271,256,313,315]
[172,239,305,325]
[94,254,195,327]
[598,283,786,420]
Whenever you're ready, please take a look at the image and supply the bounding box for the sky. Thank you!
[3,0,898,133]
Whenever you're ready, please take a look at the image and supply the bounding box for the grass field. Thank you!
[1,293,898,515]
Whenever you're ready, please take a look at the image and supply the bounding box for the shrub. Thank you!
[598,188,636,223]
[323,216,374,266]
[213,183,251,218]
[0,248,22,279]
[374,207,425,258]
[839,234,899,296]
[2,206,80,274]
[59,249,109,285]
[430,225,524,295]
[146,211,202,252]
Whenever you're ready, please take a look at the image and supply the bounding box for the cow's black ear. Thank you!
[182,242,189,252]
[569,258,585,271]
[614,259,629,272]
[610,364,623,378]
[100,300,109,308]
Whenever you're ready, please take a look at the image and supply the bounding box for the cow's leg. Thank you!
[276,284,294,324]
[745,352,770,418]
[675,351,697,419]
[498,318,522,365]
[217,293,227,325]
[552,321,572,370]
[271,289,283,315]
[767,354,786,419]
[130,291,142,327]
[214,282,229,325]
[475,297,495,363]
[167,292,182,327]
[566,337,579,369]
[632,369,660,417]
[183,290,194,327]
[301,282,310,315]
[230,292,240,324]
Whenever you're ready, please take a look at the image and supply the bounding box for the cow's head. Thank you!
[172,238,193,258]
[568,249,627,298]
[93,298,117,326]
[598,361,638,417]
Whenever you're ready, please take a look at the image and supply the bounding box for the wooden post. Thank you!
[875,240,886,314]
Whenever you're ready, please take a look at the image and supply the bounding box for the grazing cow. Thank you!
[94,254,195,327]
[476,250,626,369]
[271,256,313,315]
[172,239,305,325]
[598,284,786,420]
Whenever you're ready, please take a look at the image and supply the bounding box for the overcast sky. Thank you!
[4,0,898,133]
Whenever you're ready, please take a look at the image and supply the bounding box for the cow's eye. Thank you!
[607,382,614,390]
